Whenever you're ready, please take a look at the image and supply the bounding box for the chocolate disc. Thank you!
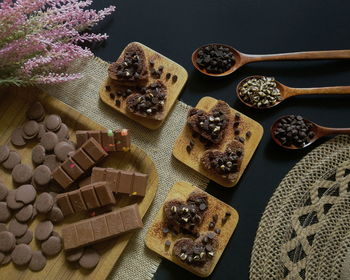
[65,248,84,262]
[0,183,9,201]
[0,252,4,263]
[12,164,33,185]
[41,236,62,257]
[43,154,59,171]
[0,145,10,163]
[9,219,28,237]
[0,231,16,252]
[16,229,33,245]
[29,250,47,271]
[37,124,46,139]
[11,127,27,147]
[1,254,11,265]
[56,123,69,141]
[15,204,34,223]
[0,202,11,222]
[35,193,54,213]
[45,115,62,132]
[23,120,39,138]
[0,223,7,232]
[32,144,46,165]
[2,150,21,170]
[35,220,53,241]
[48,206,64,224]
[54,141,75,162]
[15,184,36,204]
[11,244,32,266]
[6,190,24,210]
[33,165,51,186]
[78,248,100,269]
[27,101,45,121]
[40,132,59,152]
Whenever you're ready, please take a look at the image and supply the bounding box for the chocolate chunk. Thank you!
[36,193,54,214]
[11,244,32,266]
[11,127,27,147]
[2,150,21,170]
[32,144,46,165]
[79,248,100,269]
[0,145,10,163]
[15,184,36,204]
[0,183,8,201]
[40,132,59,151]
[9,219,28,237]
[15,204,34,223]
[41,236,62,257]
[16,229,33,245]
[29,251,47,271]
[45,114,62,131]
[6,190,24,210]
[65,248,84,262]
[0,231,16,252]
[0,202,11,222]
[35,220,53,241]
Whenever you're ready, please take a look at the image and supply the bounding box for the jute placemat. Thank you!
[250,135,350,280]
[39,57,209,280]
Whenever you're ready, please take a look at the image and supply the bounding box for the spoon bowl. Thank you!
[270,115,350,150]
[237,75,350,109]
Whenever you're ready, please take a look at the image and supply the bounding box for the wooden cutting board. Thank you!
[99,42,188,130]
[145,181,239,277]
[0,86,158,280]
[173,97,263,187]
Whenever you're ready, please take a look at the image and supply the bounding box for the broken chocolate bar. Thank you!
[61,203,143,250]
[56,182,116,216]
[52,138,108,189]
[76,129,130,152]
[90,167,148,197]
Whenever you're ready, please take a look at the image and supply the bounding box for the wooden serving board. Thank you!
[145,181,239,277]
[0,87,158,280]
[173,97,263,187]
[99,42,188,130]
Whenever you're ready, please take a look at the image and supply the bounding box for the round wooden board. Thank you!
[0,86,158,280]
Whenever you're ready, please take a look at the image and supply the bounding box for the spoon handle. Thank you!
[245,50,350,63]
[318,126,350,137]
[285,86,350,97]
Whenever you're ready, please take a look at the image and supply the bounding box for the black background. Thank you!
[90,1,350,279]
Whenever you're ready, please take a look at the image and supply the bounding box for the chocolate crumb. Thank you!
[212,214,218,223]
[172,75,178,83]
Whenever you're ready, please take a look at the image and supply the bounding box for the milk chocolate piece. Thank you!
[75,129,130,152]
[90,167,148,197]
[56,182,115,217]
[61,204,143,250]
[52,138,108,189]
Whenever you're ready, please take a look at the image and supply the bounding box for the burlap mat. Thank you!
[39,57,209,280]
[250,135,350,280]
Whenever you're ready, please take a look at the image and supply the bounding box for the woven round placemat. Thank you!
[250,135,350,280]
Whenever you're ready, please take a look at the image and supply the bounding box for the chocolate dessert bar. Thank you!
[187,101,230,145]
[56,182,116,216]
[61,204,143,250]
[76,129,130,152]
[52,138,108,189]
[163,191,208,235]
[108,43,148,86]
[90,167,148,197]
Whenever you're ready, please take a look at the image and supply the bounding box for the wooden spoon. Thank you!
[237,75,350,109]
[191,44,350,77]
[271,116,350,149]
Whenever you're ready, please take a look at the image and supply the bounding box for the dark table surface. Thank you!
[91,0,350,279]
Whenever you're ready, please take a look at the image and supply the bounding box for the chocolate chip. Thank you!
[207,232,216,239]
[172,75,178,83]
[233,122,240,127]
[166,73,171,80]
[199,203,207,211]
[246,131,252,138]
[214,228,221,234]
[165,240,171,247]
[158,65,164,72]
[212,214,218,222]
[105,85,111,91]
[162,227,169,234]
[208,222,215,229]
[234,129,240,135]
[109,93,115,99]
[115,99,121,107]
[149,59,155,67]
[186,145,192,153]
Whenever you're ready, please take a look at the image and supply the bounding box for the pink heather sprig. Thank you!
[0,0,115,87]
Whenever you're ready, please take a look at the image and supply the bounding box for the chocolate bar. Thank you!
[76,129,130,152]
[56,182,116,216]
[52,138,108,189]
[61,203,143,250]
[90,167,148,197]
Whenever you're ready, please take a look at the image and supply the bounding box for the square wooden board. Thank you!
[144,181,239,277]
[99,42,188,130]
[0,87,158,280]
[172,97,264,187]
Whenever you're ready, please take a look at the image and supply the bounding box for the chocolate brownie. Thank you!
[201,140,244,181]
[108,43,148,86]
[163,191,208,235]
[187,101,230,145]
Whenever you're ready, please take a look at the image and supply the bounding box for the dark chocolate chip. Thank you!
[105,85,111,91]
[109,93,115,99]
[166,73,171,80]
[165,240,171,247]
[214,228,221,234]
[172,75,178,83]
[115,99,121,107]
